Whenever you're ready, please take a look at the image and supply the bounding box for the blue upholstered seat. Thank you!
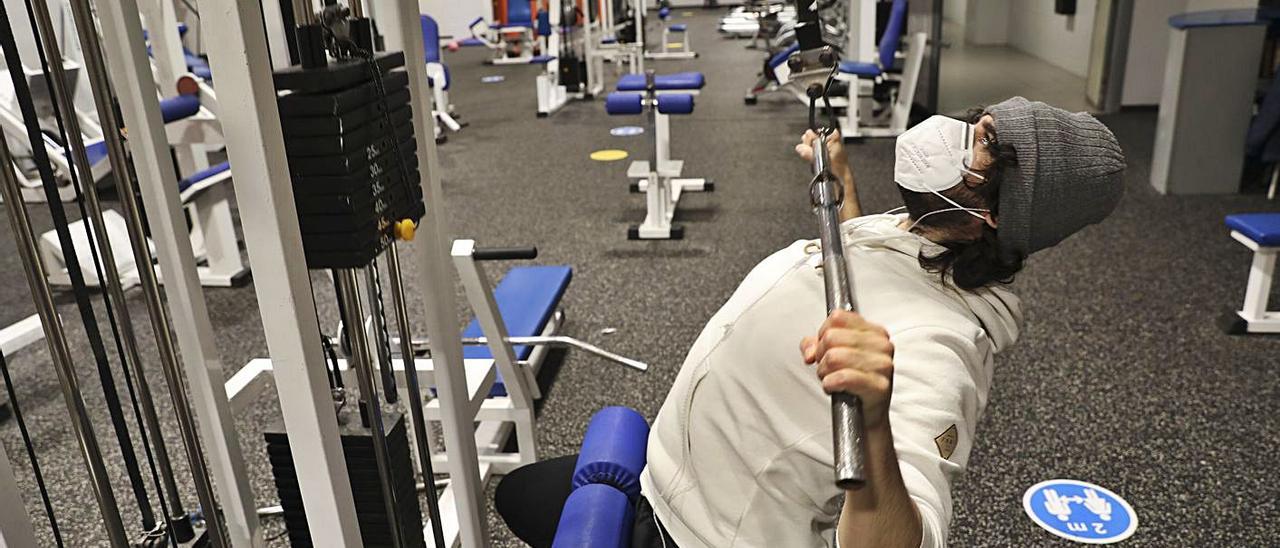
[670,23,687,32]
[1227,213,1280,246]
[461,265,573,396]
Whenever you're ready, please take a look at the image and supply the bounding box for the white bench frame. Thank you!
[628,88,709,240]
[1231,230,1280,333]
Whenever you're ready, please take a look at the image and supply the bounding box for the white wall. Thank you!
[944,0,968,25]
[420,0,493,42]
[1119,0,1257,106]
[1121,0,1187,105]
[1007,0,1097,78]
[964,0,1009,45]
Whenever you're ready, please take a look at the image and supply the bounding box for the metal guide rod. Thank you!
[396,335,649,372]
[24,0,159,529]
[0,127,129,547]
[385,241,447,548]
[65,0,230,543]
[28,0,190,526]
[337,268,405,548]
[808,117,867,489]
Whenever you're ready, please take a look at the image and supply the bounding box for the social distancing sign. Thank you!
[1023,479,1137,544]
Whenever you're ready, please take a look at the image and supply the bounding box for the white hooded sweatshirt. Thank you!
[640,214,1022,547]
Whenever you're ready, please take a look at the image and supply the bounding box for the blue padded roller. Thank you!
[1227,213,1280,246]
[551,484,634,548]
[616,71,705,91]
[572,406,649,500]
[768,43,799,70]
[605,93,644,115]
[159,94,201,123]
[658,6,671,19]
[179,161,231,193]
[656,94,694,115]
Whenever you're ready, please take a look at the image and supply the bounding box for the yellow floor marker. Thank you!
[668,42,685,49]
[590,149,629,162]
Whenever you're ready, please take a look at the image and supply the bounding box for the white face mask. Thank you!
[894,115,990,226]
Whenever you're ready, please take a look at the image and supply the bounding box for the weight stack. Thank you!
[274,52,426,270]
[264,412,426,547]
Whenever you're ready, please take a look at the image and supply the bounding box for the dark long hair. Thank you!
[901,108,1024,290]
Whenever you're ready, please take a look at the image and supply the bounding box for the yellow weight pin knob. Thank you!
[394,219,417,242]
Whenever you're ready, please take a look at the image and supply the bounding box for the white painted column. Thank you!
[190,0,365,545]
[387,1,488,545]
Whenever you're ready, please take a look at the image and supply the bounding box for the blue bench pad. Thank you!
[179,161,231,193]
[617,71,705,91]
[1227,213,1280,246]
[839,60,882,77]
[85,140,109,167]
[462,265,573,396]
[670,24,688,32]
[530,55,557,64]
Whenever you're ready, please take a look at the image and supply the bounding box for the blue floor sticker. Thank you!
[481,75,505,83]
[610,126,644,137]
[1023,479,1137,544]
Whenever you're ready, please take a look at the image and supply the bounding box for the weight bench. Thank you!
[550,406,650,548]
[1223,213,1280,334]
[608,71,713,239]
[648,7,696,60]
[460,264,573,397]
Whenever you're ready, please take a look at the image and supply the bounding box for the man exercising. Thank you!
[496,97,1126,547]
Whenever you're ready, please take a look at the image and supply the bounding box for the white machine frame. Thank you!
[584,0,645,98]
[834,31,926,139]
[1229,230,1280,334]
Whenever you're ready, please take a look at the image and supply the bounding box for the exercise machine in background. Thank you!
[646,1,697,60]
[465,0,541,65]
[535,0,592,117]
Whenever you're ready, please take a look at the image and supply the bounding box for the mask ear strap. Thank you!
[906,206,992,233]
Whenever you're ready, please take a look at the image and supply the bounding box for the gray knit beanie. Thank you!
[984,97,1126,258]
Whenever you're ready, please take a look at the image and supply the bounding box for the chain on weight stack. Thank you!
[274,51,425,269]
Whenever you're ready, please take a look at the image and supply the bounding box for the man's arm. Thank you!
[801,311,920,548]
[796,130,862,221]
[837,422,922,548]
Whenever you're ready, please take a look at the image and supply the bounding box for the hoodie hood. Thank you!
[839,213,1023,353]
